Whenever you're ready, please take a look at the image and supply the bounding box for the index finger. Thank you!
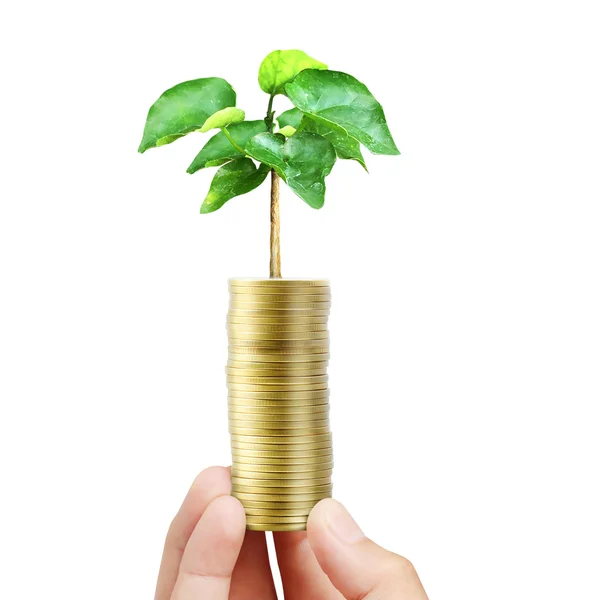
[155,467,231,600]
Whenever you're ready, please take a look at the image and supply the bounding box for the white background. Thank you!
[1,0,589,598]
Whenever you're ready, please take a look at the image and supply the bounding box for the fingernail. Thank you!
[325,501,365,544]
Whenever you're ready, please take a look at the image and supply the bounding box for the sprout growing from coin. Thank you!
[138,50,399,278]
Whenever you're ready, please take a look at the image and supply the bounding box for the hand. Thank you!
[155,466,429,600]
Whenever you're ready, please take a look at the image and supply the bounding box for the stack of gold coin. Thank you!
[227,278,332,531]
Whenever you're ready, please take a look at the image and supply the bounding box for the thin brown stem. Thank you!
[270,170,281,278]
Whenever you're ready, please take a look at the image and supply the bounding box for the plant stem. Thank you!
[270,170,281,278]
[265,95,282,278]
[264,94,275,133]
[221,128,245,154]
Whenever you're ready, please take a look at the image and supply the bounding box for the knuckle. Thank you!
[386,552,418,579]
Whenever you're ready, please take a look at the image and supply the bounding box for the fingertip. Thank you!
[308,499,365,547]
[180,495,246,579]
[208,494,246,539]
[192,465,231,493]
[308,498,337,527]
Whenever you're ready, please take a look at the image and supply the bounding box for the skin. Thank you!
[155,466,429,600]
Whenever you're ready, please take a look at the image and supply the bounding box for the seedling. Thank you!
[138,49,399,277]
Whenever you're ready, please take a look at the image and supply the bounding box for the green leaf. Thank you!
[277,108,304,130]
[278,108,366,169]
[200,158,270,214]
[138,78,236,153]
[277,126,296,137]
[284,70,399,156]
[258,50,327,95]
[198,107,245,133]
[187,121,266,174]
[300,116,366,170]
[246,132,336,209]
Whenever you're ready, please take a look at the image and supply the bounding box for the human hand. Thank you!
[154,466,428,600]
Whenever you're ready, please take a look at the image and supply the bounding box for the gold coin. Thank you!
[245,523,308,532]
[229,410,329,421]
[231,439,333,449]
[232,475,332,487]
[232,462,333,474]
[227,334,330,349]
[228,344,328,352]
[232,482,332,494]
[228,356,330,366]
[228,352,330,363]
[228,332,329,341]
[227,374,328,384]
[232,491,330,502]
[229,278,329,287]
[229,330,327,340]
[237,498,320,508]
[230,445,332,457]
[228,320,328,328]
[227,356,330,365]
[229,285,329,293]
[231,456,333,468]
[230,292,331,302]
[229,418,330,429]
[245,515,311,525]
[231,453,333,465]
[226,368,327,378]
[228,399,329,407]
[232,484,331,495]
[228,337,328,346]
[228,400,329,410]
[231,462,333,474]
[229,411,329,422]
[228,344,329,354]
[228,309,330,318]
[243,507,314,517]
[229,413,329,423]
[229,284,330,293]
[229,424,331,436]
[227,372,328,381]
[228,383,328,393]
[229,418,330,435]
[232,475,332,485]
[229,403,329,414]
[230,427,331,437]
[228,331,329,339]
[227,370,328,379]
[229,284,329,293]
[228,387,329,396]
[227,322,328,332]
[232,454,333,464]
[231,433,332,445]
[230,303,331,313]
[228,373,329,382]
[228,388,328,397]
[231,438,331,450]
[229,403,328,412]
[231,440,332,452]
[231,474,332,485]
[234,481,333,492]
[227,371,328,380]
[226,361,328,370]
[228,307,331,315]
[232,448,332,460]
[229,412,329,424]
[227,360,329,370]
[230,298,331,307]
[232,469,332,487]
[231,467,332,479]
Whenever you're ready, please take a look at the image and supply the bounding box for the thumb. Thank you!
[307,499,428,600]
